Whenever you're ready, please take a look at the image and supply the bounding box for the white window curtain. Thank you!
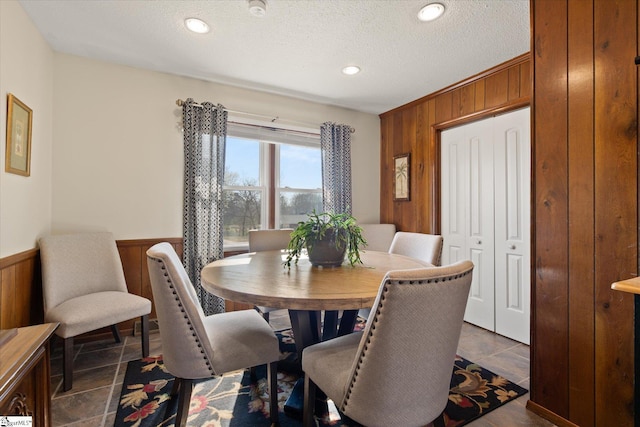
[182,98,227,315]
[320,122,353,214]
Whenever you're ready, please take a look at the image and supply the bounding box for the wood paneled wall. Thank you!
[379,53,531,232]
[0,249,42,329]
[380,1,638,425]
[116,238,183,333]
[528,0,637,425]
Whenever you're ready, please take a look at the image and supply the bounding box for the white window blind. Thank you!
[227,117,320,148]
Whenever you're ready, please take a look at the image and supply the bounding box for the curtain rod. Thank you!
[175,99,355,133]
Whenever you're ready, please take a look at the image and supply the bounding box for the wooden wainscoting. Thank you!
[0,248,43,329]
[115,238,184,337]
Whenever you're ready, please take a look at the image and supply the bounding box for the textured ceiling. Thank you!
[18,0,530,115]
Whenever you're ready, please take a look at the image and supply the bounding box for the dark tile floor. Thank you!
[49,311,556,426]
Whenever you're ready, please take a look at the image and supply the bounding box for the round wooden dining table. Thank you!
[200,249,430,311]
[201,249,430,363]
[200,249,430,418]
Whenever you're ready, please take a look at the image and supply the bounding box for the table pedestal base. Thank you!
[283,309,359,419]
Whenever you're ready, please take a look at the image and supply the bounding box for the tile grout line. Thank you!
[490,343,531,361]
[100,336,128,427]
[51,342,84,400]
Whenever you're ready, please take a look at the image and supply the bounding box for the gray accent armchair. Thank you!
[39,232,151,392]
[146,242,281,427]
[302,260,474,427]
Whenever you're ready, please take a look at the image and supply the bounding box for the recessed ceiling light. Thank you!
[342,66,361,75]
[248,0,267,17]
[418,3,445,22]
[185,18,210,34]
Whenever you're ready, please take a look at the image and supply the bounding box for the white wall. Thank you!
[0,0,54,257]
[0,0,380,256]
[52,54,380,240]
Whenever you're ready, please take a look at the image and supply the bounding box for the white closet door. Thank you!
[441,117,495,331]
[493,108,531,344]
[441,108,530,344]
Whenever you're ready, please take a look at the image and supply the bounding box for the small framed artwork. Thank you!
[393,153,410,201]
[5,93,33,176]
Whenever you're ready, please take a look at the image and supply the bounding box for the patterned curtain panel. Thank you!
[320,122,353,214]
[182,98,227,315]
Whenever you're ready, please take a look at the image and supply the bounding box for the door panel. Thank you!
[441,126,467,265]
[442,117,495,331]
[493,107,530,344]
[465,120,495,331]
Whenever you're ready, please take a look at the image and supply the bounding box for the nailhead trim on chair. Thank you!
[156,259,215,375]
[341,269,473,411]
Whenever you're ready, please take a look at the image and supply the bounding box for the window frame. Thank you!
[223,132,322,251]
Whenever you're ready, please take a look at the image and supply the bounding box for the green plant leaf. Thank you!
[283,210,367,269]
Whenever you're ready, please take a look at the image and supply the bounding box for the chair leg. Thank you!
[303,374,317,427]
[140,314,149,357]
[111,324,122,343]
[267,361,279,425]
[175,378,193,427]
[170,377,180,397]
[63,337,74,392]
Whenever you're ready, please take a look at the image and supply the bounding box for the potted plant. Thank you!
[284,211,367,268]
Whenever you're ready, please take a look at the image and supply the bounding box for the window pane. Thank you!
[279,145,321,189]
[223,189,262,247]
[279,191,323,228]
[225,137,260,186]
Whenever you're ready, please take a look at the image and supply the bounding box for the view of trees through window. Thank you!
[223,136,322,249]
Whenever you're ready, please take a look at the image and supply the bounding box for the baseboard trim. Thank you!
[526,400,579,427]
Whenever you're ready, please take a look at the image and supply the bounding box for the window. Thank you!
[278,144,323,228]
[223,135,322,250]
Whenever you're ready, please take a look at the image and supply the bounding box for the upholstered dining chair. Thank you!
[249,228,293,252]
[248,228,292,322]
[389,231,444,266]
[357,223,396,252]
[301,260,474,427]
[39,232,151,391]
[356,224,397,319]
[146,242,281,427]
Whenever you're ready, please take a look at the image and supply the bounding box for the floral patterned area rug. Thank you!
[114,329,527,427]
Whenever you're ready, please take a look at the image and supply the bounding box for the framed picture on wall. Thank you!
[393,153,410,201]
[5,93,33,177]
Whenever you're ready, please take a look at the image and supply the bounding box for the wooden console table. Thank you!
[0,323,58,426]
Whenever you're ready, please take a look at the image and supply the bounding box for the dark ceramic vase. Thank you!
[307,228,347,267]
